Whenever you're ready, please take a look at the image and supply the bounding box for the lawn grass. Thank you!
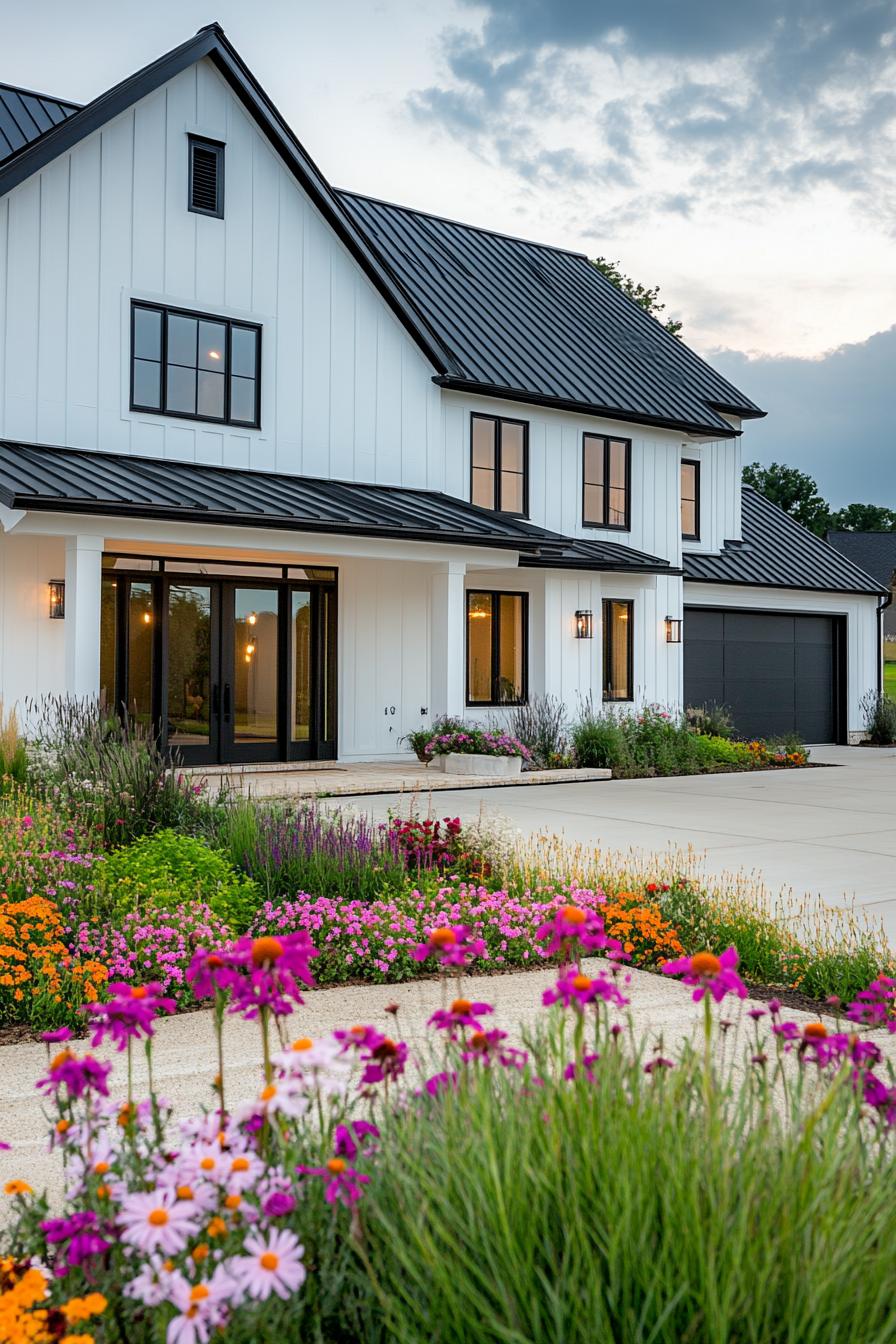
[885,659,896,701]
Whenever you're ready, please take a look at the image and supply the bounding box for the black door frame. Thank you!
[682,602,848,745]
[101,556,338,763]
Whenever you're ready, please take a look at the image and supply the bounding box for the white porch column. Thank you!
[64,535,104,698]
[430,560,466,719]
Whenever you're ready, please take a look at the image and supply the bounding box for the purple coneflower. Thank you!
[428,997,494,1034]
[846,975,896,1031]
[83,981,175,1050]
[411,924,486,968]
[297,1155,370,1207]
[543,970,629,1011]
[660,948,748,1004]
[36,1049,112,1101]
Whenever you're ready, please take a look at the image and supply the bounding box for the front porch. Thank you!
[186,758,612,799]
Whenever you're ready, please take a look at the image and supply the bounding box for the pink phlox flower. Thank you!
[660,948,748,1003]
[230,1227,306,1300]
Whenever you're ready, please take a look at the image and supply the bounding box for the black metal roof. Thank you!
[340,191,763,438]
[0,26,762,441]
[519,536,677,574]
[0,440,670,573]
[683,487,888,596]
[0,83,80,164]
[825,531,896,590]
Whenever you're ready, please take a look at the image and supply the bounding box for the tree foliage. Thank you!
[742,462,831,535]
[743,462,896,536]
[591,257,682,337]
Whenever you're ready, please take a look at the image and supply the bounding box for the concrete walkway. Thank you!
[1,959,884,1204]
[190,760,610,798]
[334,746,896,940]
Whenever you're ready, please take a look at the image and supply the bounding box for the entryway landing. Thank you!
[185,760,611,799]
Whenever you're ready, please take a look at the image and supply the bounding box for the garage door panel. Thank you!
[724,611,795,643]
[684,606,838,742]
[723,642,794,678]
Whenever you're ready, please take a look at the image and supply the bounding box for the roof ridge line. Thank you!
[339,187,590,261]
[0,80,81,109]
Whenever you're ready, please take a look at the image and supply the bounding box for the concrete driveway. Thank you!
[338,745,896,941]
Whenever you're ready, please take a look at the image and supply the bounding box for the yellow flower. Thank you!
[4,1180,33,1197]
[63,1293,107,1322]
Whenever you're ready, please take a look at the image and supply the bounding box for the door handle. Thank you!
[222,683,231,723]
[211,684,220,717]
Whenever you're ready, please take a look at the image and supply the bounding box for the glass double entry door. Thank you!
[164,580,335,765]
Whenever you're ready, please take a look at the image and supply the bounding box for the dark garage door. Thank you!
[683,607,840,742]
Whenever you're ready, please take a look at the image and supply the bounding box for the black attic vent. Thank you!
[188,137,224,217]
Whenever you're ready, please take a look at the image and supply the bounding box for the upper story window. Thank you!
[583,434,630,530]
[681,459,700,540]
[188,136,224,218]
[131,302,261,428]
[470,414,528,517]
[466,590,528,706]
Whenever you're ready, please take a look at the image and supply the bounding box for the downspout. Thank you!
[878,575,894,696]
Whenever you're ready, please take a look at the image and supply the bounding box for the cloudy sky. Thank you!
[5,0,895,505]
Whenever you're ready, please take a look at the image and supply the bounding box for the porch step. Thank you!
[185,762,612,799]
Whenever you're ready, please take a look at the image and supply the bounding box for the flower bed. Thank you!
[3,914,896,1343]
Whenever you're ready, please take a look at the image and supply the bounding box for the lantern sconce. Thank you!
[575,609,593,640]
[665,616,682,644]
[48,580,65,619]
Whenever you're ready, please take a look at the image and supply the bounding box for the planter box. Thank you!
[437,751,523,777]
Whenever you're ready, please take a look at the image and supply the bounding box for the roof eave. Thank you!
[433,376,741,439]
[682,572,887,599]
[5,491,549,552]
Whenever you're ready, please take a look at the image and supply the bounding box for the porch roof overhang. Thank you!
[0,440,673,575]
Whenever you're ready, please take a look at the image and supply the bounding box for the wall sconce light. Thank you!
[665,616,682,644]
[48,580,65,619]
[575,609,593,639]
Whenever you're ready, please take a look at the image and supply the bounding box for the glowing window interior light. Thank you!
[248,612,257,625]
[207,349,222,361]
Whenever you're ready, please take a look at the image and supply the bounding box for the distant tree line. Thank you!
[742,462,896,536]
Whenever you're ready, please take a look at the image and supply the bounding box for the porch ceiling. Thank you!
[0,439,673,574]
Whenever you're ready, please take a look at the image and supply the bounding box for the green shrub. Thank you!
[702,734,754,766]
[25,696,209,846]
[101,828,259,928]
[686,702,734,738]
[861,689,896,745]
[361,1020,896,1344]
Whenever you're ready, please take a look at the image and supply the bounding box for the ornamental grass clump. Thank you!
[6,914,896,1343]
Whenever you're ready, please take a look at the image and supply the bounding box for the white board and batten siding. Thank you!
[0,58,442,489]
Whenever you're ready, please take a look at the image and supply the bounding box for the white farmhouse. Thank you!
[0,26,886,763]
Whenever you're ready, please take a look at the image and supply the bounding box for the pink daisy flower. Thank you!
[118,1189,200,1256]
[230,1228,306,1301]
[166,1264,237,1344]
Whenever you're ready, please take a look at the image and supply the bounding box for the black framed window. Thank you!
[466,590,528,706]
[602,598,633,702]
[583,434,630,529]
[131,302,261,428]
[681,459,700,540]
[188,136,224,218]
[470,414,528,517]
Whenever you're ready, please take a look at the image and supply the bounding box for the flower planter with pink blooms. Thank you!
[422,728,531,773]
[438,751,523,777]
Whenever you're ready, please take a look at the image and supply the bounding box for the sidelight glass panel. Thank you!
[230,375,256,424]
[681,460,699,538]
[100,578,118,712]
[167,584,211,746]
[603,599,633,701]
[126,581,154,728]
[497,594,525,703]
[231,326,258,378]
[321,588,336,744]
[234,588,278,744]
[466,592,493,703]
[291,590,311,742]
